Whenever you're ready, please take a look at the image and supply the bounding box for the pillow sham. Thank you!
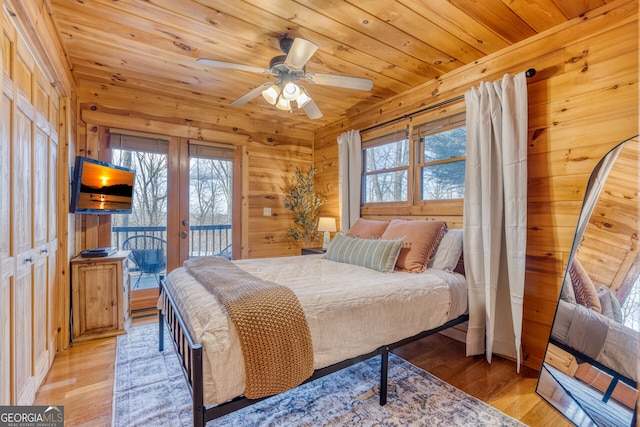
[569,257,601,313]
[428,228,463,271]
[560,272,577,304]
[381,219,447,273]
[597,286,623,323]
[324,233,403,273]
[346,218,390,238]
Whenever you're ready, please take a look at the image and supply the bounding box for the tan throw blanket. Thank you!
[184,256,313,399]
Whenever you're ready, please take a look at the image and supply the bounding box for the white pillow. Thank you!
[428,228,463,271]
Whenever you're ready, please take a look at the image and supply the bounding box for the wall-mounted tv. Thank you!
[70,156,135,214]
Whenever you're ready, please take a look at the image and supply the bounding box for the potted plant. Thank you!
[283,166,326,247]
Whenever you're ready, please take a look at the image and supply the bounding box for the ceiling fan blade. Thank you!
[197,58,272,75]
[302,98,323,119]
[305,72,373,91]
[230,83,272,106]
[284,38,318,70]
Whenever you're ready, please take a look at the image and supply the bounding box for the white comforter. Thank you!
[162,254,468,405]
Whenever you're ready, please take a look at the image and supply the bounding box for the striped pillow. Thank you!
[324,233,403,273]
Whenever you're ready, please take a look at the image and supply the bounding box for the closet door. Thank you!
[14,105,35,405]
[32,123,50,382]
[0,82,12,405]
[47,125,58,367]
[1,9,62,407]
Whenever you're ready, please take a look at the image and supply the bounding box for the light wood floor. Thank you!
[35,315,571,427]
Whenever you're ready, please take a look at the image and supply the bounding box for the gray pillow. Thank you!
[428,228,463,271]
[324,233,403,273]
[597,286,623,323]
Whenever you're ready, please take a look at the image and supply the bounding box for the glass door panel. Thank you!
[111,147,168,314]
[188,144,234,259]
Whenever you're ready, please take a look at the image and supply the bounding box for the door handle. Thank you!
[181,231,188,239]
[182,220,189,226]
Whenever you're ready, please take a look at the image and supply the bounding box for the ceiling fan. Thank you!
[197,36,374,119]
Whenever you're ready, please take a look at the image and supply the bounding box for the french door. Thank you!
[109,132,238,313]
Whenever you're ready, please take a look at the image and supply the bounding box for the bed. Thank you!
[158,221,469,426]
[550,299,638,386]
[549,257,638,399]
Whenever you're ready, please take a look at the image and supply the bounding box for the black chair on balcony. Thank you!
[122,235,167,289]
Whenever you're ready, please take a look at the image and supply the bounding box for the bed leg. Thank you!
[193,347,205,427]
[158,310,164,352]
[158,281,164,352]
[379,350,388,406]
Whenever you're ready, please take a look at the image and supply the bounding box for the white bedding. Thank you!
[162,254,468,405]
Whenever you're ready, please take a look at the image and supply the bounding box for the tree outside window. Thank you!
[361,111,466,206]
[362,133,409,203]
[419,125,466,200]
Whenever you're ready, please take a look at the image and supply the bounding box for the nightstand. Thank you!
[71,252,131,343]
[301,247,326,255]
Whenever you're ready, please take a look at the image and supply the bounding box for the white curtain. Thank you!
[463,72,528,370]
[337,130,362,231]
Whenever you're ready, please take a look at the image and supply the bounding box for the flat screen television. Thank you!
[70,156,135,214]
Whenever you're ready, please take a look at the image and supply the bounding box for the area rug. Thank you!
[113,323,526,426]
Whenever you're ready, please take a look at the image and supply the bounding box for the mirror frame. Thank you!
[536,135,639,427]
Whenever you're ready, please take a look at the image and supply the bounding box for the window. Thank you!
[414,112,466,201]
[361,109,466,206]
[362,130,409,203]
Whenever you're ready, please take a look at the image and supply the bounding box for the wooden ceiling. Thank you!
[42,0,610,131]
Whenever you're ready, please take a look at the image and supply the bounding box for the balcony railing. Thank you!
[112,224,232,258]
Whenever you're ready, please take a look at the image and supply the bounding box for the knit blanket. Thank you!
[183,256,314,399]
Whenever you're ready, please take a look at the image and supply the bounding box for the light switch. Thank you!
[263,207,271,216]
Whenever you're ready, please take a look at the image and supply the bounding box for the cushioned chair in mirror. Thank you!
[536,135,639,427]
[122,235,167,289]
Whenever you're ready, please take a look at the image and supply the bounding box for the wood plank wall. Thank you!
[313,0,638,370]
[76,107,314,260]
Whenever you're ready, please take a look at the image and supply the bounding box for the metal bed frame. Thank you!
[548,338,637,402]
[158,278,469,426]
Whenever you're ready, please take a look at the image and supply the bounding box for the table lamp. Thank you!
[317,217,337,250]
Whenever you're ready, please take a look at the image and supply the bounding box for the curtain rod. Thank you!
[361,68,536,134]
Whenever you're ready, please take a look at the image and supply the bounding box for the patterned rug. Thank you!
[113,323,526,426]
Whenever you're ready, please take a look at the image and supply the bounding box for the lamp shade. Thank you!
[318,217,336,250]
[262,84,281,105]
[318,217,337,232]
[275,97,291,111]
[295,89,312,107]
[282,82,301,100]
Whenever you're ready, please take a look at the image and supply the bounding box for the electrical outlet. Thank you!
[263,207,271,216]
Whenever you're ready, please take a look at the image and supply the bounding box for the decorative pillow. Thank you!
[597,286,623,323]
[569,257,601,313]
[381,219,447,273]
[346,218,390,238]
[560,272,577,304]
[428,228,463,271]
[324,233,403,273]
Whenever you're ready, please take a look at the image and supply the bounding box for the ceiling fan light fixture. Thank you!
[275,96,291,111]
[262,84,281,105]
[295,89,312,107]
[282,82,301,101]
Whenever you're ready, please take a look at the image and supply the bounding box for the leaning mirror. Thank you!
[536,135,639,426]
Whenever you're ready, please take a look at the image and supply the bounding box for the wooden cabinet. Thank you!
[71,253,131,343]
